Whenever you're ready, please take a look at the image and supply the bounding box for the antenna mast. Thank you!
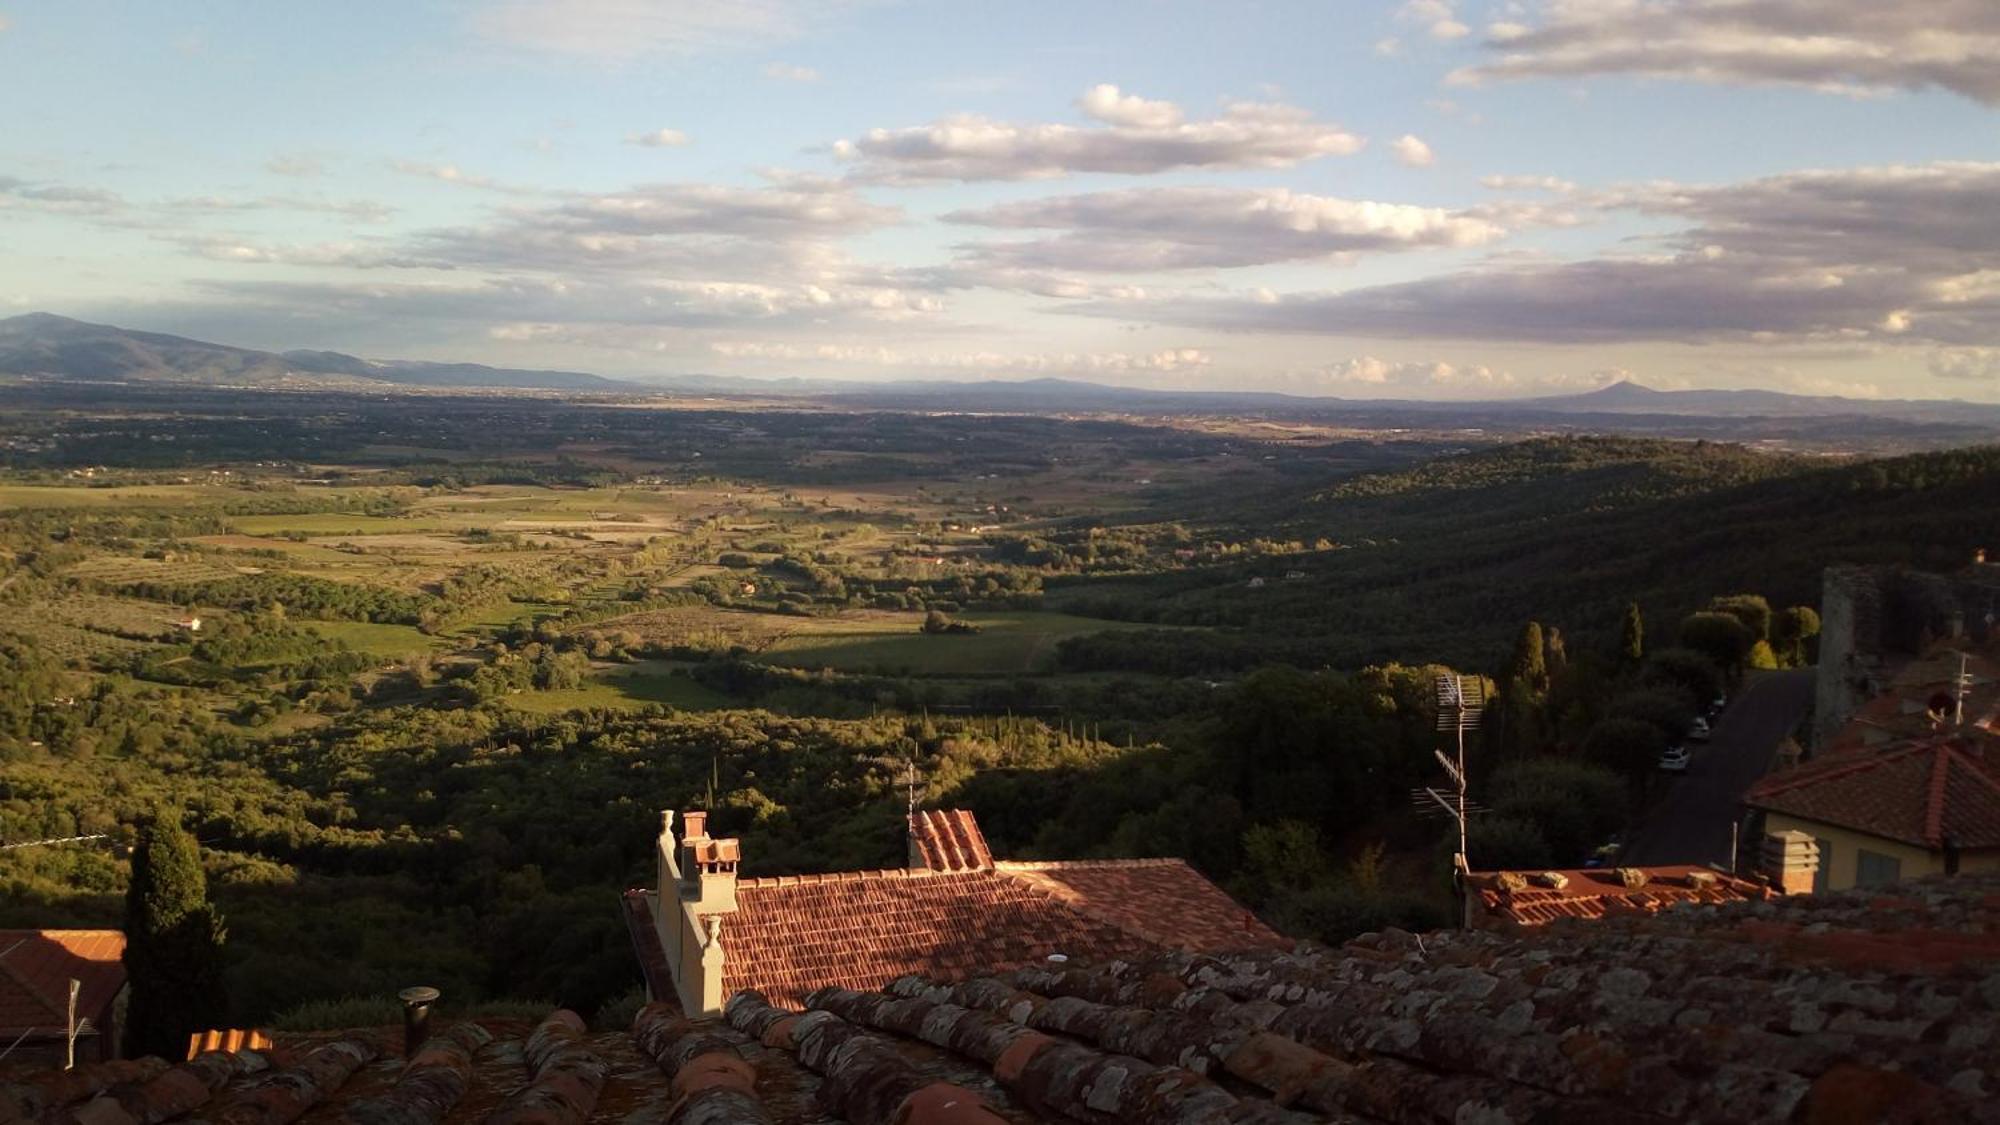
[1430,674,1485,927]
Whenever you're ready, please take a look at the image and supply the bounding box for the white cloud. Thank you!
[1075,84,1184,129]
[1390,134,1435,167]
[626,128,690,147]
[388,160,544,195]
[1063,161,2000,347]
[469,0,867,60]
[0,15,11,34]
[1931,347,2000,381]
[1480,173,1576,193]
[833,88,1363,182]
[761,61,820,82]
[1454,0,2000,105]
[0,176,124,215]
[1397,0,1469,40]
[943,187,1513,272]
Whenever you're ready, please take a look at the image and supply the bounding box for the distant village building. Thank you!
[173,615,202,632]
[626,808,1282,1015]
[1246,577,1266,589]
[0,930,127,1066]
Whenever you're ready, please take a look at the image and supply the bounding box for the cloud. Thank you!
[762,61,819,82]
[626,128,690,147]
[1454,0,2000,105]
[1075,84,1183,129]
[162,194,395,222]
[1390,134,1435,167]
[0,176,124,215]
[833,87,1363,182]
[388,160,544,195]
[1397,0,1469,41]
[0,15,10,34]
[1930,347,2000,381]
[265,154,325,177]
[941,187,1513,273]
[1062,161,2000,347]
[708,340,1212,376]
[185,274,941,331]
[468,0,867,60]
[1480,173,1576,193]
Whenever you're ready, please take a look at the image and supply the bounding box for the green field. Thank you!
[760,611,1157,675]
[231,514,461,536]
[307,621,450,658]
[503,660,732,713]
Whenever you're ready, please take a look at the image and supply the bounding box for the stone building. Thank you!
[1814,556,2000,749]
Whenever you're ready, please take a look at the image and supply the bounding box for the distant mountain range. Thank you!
[0,313,619,389]
[4,312,1998,434]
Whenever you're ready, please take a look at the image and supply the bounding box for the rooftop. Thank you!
[1747,735,2000,850]
[9,875,1999,1124]
[0,930,125,1036]
[1465,864,1773,928]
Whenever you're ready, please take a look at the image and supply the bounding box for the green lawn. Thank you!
[503,660,731,713]
[760,611,1164,675]
[308,621,451,658]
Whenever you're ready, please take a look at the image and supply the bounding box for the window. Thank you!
[1812,838,1831,893]
[1855,849,1902,887]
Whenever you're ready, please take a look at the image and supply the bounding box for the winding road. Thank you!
[1619,667,1815,869]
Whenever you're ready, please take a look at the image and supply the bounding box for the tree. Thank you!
[123,817,228,1059]
[1466,815,1554,871]
[1510,622,1549,700]
[1708,594,1772,644]
[1606,688,1695,743]
[1619,602,1645,668]
[1543,627,1568,679]
[1583,717,1668,785]
[1773,606,1822,666]
[1644,647,1724,707]
[1678,612,1754,677]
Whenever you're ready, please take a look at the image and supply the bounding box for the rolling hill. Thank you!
[0,313,622,390]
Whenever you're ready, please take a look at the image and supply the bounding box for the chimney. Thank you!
[1760,830,1820,895]
[651,808,740,1016]
[398,986,439,1057]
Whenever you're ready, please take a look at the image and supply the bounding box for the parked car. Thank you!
[1689,716,1713,741]
[1583,839,1623,868]
[1658,744,1691,772]
[1710,693,1727,714]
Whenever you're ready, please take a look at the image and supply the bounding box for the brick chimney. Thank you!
[653,808,740,1016]
[1760,830,1821,895]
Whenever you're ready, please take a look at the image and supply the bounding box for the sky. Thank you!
[2,0,1998,400]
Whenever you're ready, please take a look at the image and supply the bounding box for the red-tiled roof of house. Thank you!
[908,808,993,872]
[0,930,125,1035]
[1465,864,1773,928]
[996,859,1285,950]
[1829,645,2000,753]
[7,876,2000,1124]
[722,865,1187,1007]
[1746,736,2000,849]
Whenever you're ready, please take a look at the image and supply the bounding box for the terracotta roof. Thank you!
[0,930,125,1035]
[1829,644,2000,753]
[720,862,1261,1007]
[1467,864,1774,928]
[909,809,993,872]
[1747,736,2000,849]
[995,859,1283,950]
[7,874,2000,1124]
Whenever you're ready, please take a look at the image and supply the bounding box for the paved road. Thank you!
[1619,667,1815,869]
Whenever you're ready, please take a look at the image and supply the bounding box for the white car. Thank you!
[1690,716,1713,741]
[1658,745,1691,772]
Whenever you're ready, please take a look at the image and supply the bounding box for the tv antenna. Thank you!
[1420,674,1485,899]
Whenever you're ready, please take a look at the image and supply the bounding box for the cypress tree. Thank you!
[122,817,227,1060]
[1619,602,1645,667]
[1510,621,1548,699]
